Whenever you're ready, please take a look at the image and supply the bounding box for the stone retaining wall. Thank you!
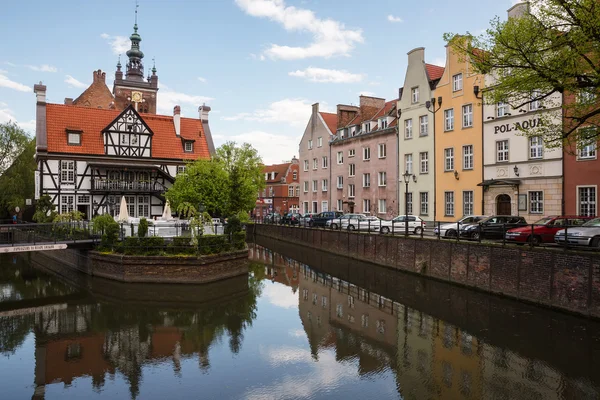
[39,248,249,284]
[249,224,600,318]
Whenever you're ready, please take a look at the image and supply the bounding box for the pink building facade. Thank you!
[298,104,337,214]
[330,96,399,217]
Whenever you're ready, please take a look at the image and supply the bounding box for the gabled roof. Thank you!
[263,162,292,183]
[373,100,397,119]
[45,103,210,160]
[425,64,445,81]
[319,112,337,135]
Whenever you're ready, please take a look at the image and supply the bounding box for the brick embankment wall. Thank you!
[37,248,249,284]
[248,224,600,319]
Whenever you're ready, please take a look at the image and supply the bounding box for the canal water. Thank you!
[1,242,600,400]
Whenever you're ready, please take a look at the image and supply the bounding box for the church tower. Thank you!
[113,8,158,114]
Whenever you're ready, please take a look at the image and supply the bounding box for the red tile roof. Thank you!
[263,162,291,183]
[319,112,337,134]
[45,103,210,160]
[425,63,445,81]
[373,100,397,119]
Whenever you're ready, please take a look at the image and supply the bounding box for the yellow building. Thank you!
[434,40,484,222]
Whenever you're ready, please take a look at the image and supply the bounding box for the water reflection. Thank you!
[0,245,599,399]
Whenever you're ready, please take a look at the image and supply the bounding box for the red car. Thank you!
[505,216,593,245]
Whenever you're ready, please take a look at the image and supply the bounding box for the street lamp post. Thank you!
[425,96,442,223]
[403,170,417,236]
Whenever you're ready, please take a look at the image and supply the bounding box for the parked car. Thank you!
[326,214,381,231]
[379,216,426,235]
[505,216,593,245]
[280,212,302,225]
[554,217,600,248]
[299,213,316,226]
[434,216,488,238]
[264,213,282,224]
[460,215,527,240]
[310,211,344,227]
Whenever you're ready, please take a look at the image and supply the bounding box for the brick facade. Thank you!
[254,160,300,217]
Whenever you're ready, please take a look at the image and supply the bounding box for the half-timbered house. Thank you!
[32,20,215,219]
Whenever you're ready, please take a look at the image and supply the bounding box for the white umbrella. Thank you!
[162,200,173,220]
[117,196,129,222]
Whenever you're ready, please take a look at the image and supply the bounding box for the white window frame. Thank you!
[348,184,355,198]
[444,109,454,131]
[497,140,509,162]
[184,141,193,152]
[378,171,387,187]
[349,163,356,177]
[419,115,428,136]
[317,137,323,147]
[404,119,413,139]
[313,158,318,170]
[463,145,473,170]
[380,118,388,129]
[420,152,428,174]
[293,171,297,180]
[337,151,344,164]
[444,148,454,172]
[337,199,343,211]
[463,191,474,216]
[348,149,356,158]
[578,129,597,159]
[321,201,328,212]
[308,139,313,149]
[363,199,371,214]
[406,192,413,215]
[462,104,473,128]
[529,136,543,159]
[420,192,429,215]
[312,180,317,193]
[378,143,386,158]
[337,176,343,189]
[322,156,328,169]
[529,191,544,214]
[303,181,309,193]
[362,173,371,188]
[303,160,309,171]
[497,101,509,118]
[378,199,387,214]
[67,132,81,145]
[322,179,328,192]
[60,160,75,184]
[445,191,455,217]
[530,90,541,111]
[578,186,597,217]
[411,87,419,103]
[405,154,413,174]
[60,195,74,214]
[452,73,463,92]
[288,186,294,197]
[363,147,371,161]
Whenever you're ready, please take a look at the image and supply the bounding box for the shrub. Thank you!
[224,215,242,235]
[92,214,119,249]
[232,231,247,250]
[198,235,231,255]
[138,218,148,238]
[122,237,141,255]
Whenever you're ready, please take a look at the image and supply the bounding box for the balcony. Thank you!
[91,179,166,193]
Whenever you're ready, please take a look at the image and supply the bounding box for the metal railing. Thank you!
[251,217,600,252]
[0,221,96,246]
[91,179,166,193]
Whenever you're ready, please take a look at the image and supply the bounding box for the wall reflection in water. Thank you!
[0,243,599,400]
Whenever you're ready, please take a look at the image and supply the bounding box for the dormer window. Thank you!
[363,122,371,133]
[184,141,193,152]
[379,118,388,129]
[67,130,81,146]
[271,172,276,180]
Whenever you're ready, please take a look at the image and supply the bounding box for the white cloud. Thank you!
[26,64,57,73]
[100,33,130,55]
[216,130,300,165]
[358,91,376,97]
[387,15,403,23]
[262,282,299,309]
[64,75,87,89]
[156,85,214,115]
[0,71,31,92]
[432,57,445,67]
[289,67,363,83]
[235,0,364,60]
[0,106,35,134]
[222,98,316,126]
[197,77,207,83]
[3,62,16,67]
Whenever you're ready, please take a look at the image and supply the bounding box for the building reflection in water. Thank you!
[1,246,599,400]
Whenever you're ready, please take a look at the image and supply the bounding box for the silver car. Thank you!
[555,218,600,247]
[325,214,381,231]
[433,216,488,238]
[379,215,426,235]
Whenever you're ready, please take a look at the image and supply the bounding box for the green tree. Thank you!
[0,122,31,177]
[165,159,228,215]
[32,194,56,223]
[0,138,36,216]
[445,0,600,147]
[215,142,264,216]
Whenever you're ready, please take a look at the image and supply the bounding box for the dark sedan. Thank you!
[460,215,528,240]
[310,211,344,227]
[280,212,302,225]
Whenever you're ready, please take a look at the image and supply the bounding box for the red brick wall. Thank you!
[251,224,600,318]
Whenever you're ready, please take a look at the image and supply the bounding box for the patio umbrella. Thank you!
[162,200,173,220]
[117,196,129,222]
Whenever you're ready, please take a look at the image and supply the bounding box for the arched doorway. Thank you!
[496,194,512,215]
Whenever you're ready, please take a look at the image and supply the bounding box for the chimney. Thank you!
[173,105,181,137]
[64,98,73,105]
[508,2,528,18]
[33,83,48,152]
[336,104,359,129]
[93,69,106,84]
[199,104,211,122]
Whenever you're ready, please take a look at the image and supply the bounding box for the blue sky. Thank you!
[0,0,516,164]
